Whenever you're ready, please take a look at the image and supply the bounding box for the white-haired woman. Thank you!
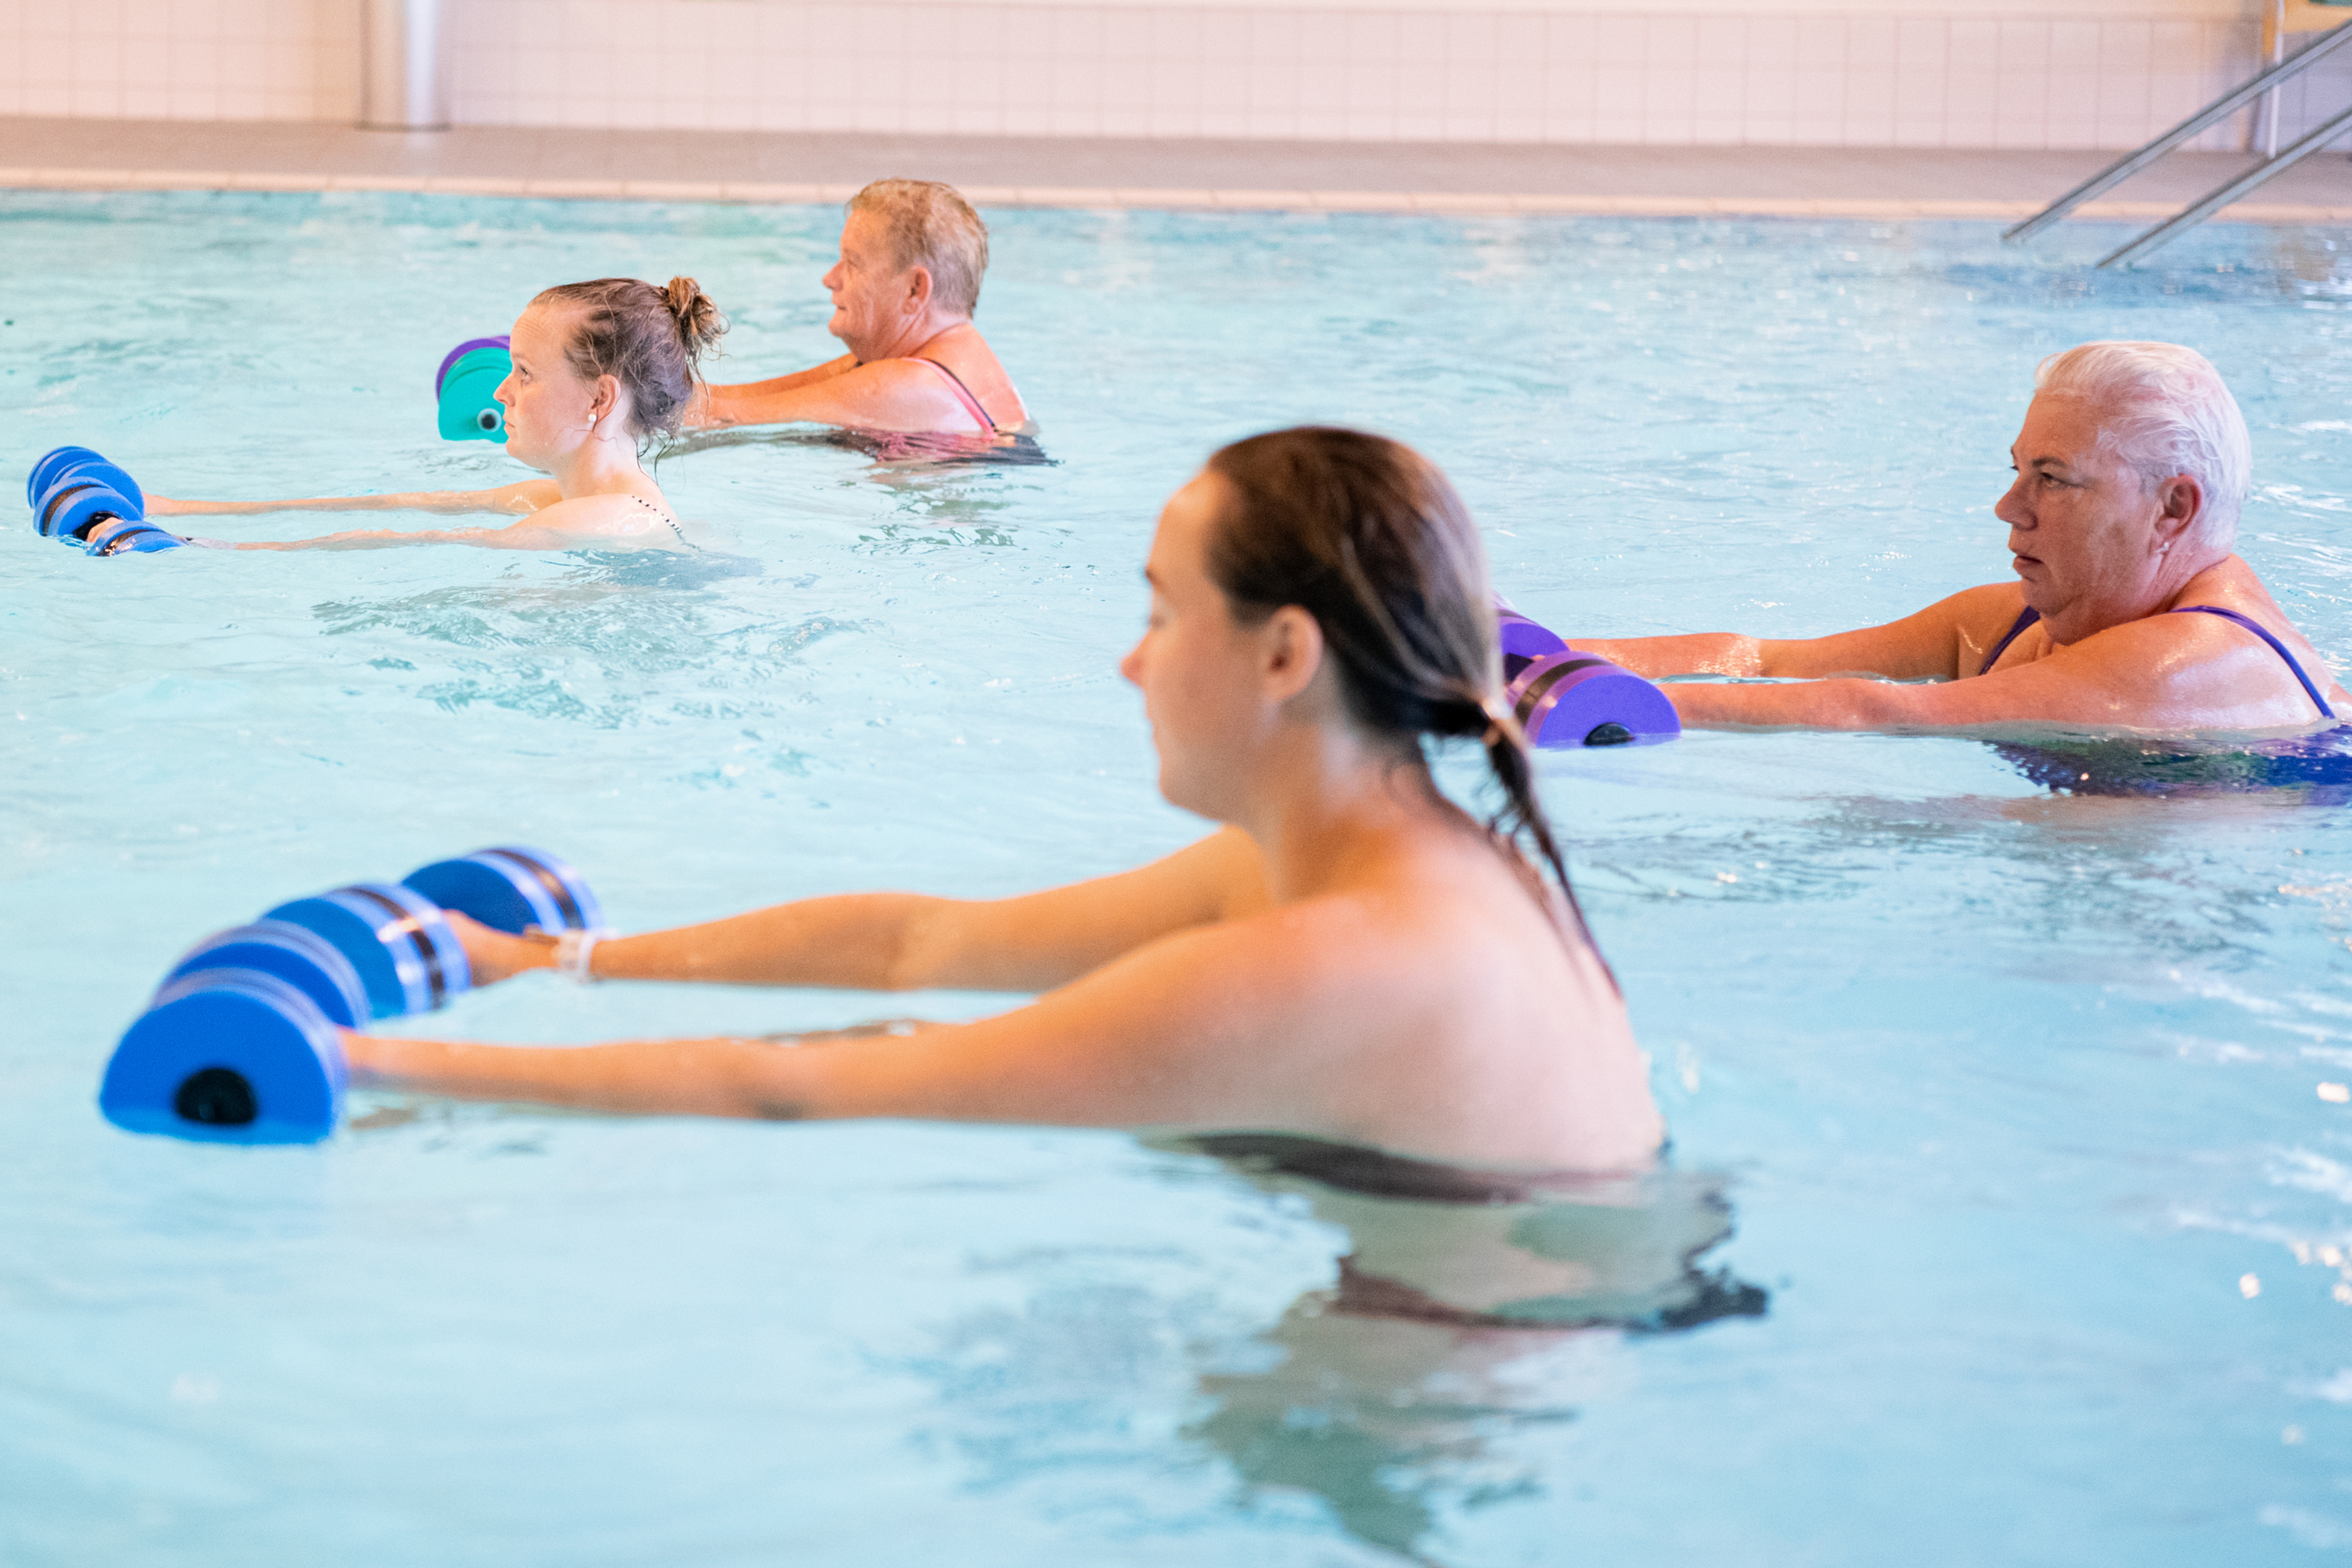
[688,179,1029,439]
[1570,340,2344,733]
[146,278,724,552]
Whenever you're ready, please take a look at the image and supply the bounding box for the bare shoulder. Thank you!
[525,491,683,546]
[917,324,1027,422]
[2036,582,2340,726]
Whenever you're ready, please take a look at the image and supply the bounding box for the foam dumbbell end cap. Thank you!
[163,920,373,1029]
[1495,598,1569,684]
[99,969,348,1144]
[402,844,605,936]
[263,882,472,1019]
[434,337,512,398]
[27,446,107,508]
[63,455,144,516]
[33,457,144,527]
[1509,651,1683,749]
[435,338,512,444]
[38,477,140,542]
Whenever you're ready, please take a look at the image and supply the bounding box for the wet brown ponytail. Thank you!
[533,275,728,439]
[1202,427,1614,986]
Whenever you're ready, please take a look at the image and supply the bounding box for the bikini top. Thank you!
[624,493,689,545]
[1978,603,2337,719]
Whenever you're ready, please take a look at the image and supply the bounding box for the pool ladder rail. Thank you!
[2004,0,2352,268]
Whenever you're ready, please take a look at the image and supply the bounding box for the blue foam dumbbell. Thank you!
[31,448,146,531]
[99,970,349,1145]
[263,882,473,1021]
[100,846,607,1145]
[98,921,376,1142]
[402,845,605,936]
[162,921,373,1029]
[30,446,166,552]
[83,516,186,556]
[27,445,108,507]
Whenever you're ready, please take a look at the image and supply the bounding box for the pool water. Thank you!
[7,191,2352,1565]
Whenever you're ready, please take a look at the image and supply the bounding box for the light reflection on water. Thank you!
[6,191,2352,1563]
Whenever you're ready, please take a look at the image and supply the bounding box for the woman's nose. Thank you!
[1118,642,1144,687]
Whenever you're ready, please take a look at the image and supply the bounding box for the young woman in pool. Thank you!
[353,428,1663,1173]
[146,277,722,552]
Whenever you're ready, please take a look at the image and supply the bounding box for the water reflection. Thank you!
[910,1137,1764,1564]
[1178,1137,1765,1562]
[660,424,1052,468]
[1995,734,2352,803]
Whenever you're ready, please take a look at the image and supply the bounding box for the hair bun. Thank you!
[662,275,726,362]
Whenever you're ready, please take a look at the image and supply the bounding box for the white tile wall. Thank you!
[0,0,360,121]
[0,0,2324,153]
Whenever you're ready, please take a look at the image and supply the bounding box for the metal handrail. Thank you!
[2002,22,2352,244]
[2100,99,2352,267]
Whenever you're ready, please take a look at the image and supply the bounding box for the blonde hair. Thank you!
[2034,341,2251,550]
[846,179,990,317]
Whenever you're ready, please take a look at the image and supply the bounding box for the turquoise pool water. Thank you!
[7,191,2352,1564]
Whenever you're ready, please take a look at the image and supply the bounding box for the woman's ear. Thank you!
[904,265,935,313]
[1260,605,1326,705]
[591,373,622,423]
[2152,472,2203,556]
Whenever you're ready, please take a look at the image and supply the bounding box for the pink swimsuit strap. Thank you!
[907,353,1000,434]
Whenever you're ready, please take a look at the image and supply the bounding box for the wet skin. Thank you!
[348,472,1659,1171]
[687,210,1027,437]
[1573,392,2345,733]
[144,303,688,552]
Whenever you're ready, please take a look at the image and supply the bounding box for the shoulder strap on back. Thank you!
[909,356,998,434]
[2169,605,2337,720]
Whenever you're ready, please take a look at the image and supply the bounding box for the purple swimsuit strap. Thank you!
[1978,606,2041,676]
[1978,601,2336,720]
[2169,604,2337,720]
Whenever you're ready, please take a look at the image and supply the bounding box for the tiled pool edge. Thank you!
[4,165,2350,223]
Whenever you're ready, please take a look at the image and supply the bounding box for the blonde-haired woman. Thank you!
[144,277,724,552]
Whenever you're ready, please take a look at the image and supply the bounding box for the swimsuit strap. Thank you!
[1978,606,2042,676]
[909,354,1000,434]
[2169,604,2337,719]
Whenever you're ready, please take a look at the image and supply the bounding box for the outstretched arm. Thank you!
[1575,583,2027,683]
[460,826,1272,995]
[351,896,1351,1130]
[218,492,679,552]
[690,354,859,424]
[1659,605,2323,732]
[688,357,981,434]
[234,518,591,552]
[146,479,561,518]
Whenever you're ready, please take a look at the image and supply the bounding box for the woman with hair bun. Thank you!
[356,427,1662,1177]
[145,276,725,552]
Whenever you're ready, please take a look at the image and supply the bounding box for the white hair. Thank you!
[2033,341,2252,550]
